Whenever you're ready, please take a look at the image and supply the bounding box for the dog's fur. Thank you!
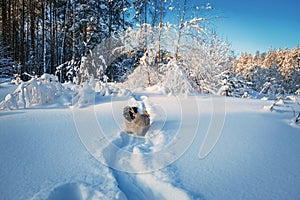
[123,106,150,136]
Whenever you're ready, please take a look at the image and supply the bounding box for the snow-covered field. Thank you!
[0,82,300,200]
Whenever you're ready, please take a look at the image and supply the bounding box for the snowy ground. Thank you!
[0,82,300,200]
[0,82,17,102]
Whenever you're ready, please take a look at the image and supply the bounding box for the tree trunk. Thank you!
[122,0,125,30]
[54,0,59,69]
[20,0,25,79]
[30,0,35,72]
[72,0,76,82]
[43,1,47,73]
[143,0,148,53]
[12,0,18,63]
[50,0,55,74]
[175,0,186,60]
[157,0,163,69]
[1,0,8,45]
[61,0,69,65]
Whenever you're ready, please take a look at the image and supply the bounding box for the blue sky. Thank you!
[147,0,299,55]
[207,0,300,54]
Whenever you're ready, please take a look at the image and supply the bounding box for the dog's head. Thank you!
[123,106,138,122]
[129,106,138,119]
[131,107,138,114]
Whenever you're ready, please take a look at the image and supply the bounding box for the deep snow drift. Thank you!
[0,82,300,200]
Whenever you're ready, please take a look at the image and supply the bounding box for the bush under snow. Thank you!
[160,60,195,95]
[0,74,63,110]
[72,77,131,108]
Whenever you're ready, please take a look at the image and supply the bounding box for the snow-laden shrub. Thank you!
[160,60,194,95]
[259,78,284,99]
[122,64,159,90]
[55,59,81,83]
[214,71,259,98]
[0,74,63,110]
[95,82,131,97]
[217,82,230,96]
[72,82,95,108]
[72,77,132,108]
[123,48,160,90]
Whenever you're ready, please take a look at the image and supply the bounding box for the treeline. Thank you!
[233,47,300,94]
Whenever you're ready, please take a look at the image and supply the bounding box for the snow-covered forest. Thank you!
[0,0,299,97]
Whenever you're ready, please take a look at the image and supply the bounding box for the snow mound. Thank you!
[45,182,125,200]
[47,183,105,200]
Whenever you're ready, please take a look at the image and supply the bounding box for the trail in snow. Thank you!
[100,94,192,200]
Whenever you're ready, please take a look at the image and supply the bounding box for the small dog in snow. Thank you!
[123,106,150,136]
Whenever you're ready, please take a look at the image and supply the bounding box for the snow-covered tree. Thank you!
[233,47,300,96]
[281,47,300,93]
